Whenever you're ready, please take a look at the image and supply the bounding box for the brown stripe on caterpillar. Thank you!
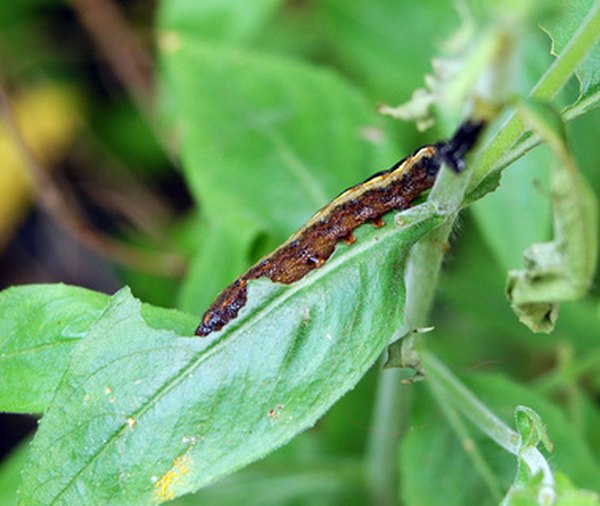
[195,120,485,337]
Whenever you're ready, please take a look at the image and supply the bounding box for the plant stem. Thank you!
[402,160,474,327]
[468,1,600,195]
[68,0,179,163]
[420,349,554,491]
[365,367,413,506]
[421,350,520,453]
[532,2,600,100]
[364,4,600,500]
[68,0,154,109]
[426,371,503,501]
[365,164,466,505]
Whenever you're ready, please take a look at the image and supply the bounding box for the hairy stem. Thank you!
[365,367,413,506]
[426,370,503,501]
[420,349,554,494]
[365,162,466,505]
[363,3,600,501]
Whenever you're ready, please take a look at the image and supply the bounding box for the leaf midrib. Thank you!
[44,203,438,504]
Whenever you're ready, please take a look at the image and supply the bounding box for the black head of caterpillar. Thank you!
[437,119,485,173]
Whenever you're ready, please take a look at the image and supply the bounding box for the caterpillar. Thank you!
[195,120,485,337]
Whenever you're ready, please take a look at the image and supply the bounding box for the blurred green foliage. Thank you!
[0,0,599,504]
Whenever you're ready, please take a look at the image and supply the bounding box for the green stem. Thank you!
[364,166,465,506]
[404,221,454,327]
[402,161,473,324]
[420,349,554,493]
[468,1,600,194]
[421,350,520,453]
[427,369,503,501]
[404,160,475,328]
[464,93,600,206]
[365,367,413,506]
[531,2,600,99]
[364,5,600,500]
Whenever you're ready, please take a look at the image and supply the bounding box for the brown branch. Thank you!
[0,81,186,278]
[68,0,179,163]
[68,0,154,110]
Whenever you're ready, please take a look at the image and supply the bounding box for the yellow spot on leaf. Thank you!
[154,455,191,502]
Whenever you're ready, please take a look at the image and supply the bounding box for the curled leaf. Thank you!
[507,100,598,333]
[384,328,432,383]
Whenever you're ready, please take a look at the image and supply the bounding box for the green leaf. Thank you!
[471,146,553,271]
[160,38,393,239]
[314,0,460,103]
[18,206,441,504]
[0,284,197,413]
[0,284,108,413]
[159,0,281,45]
[160,37,396,316]
[0,442,29,506]
[541,0,600,97]
[507,101,598,333]
[508,405,555,501]
[383,331,430,382]
[514,406,553,453]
